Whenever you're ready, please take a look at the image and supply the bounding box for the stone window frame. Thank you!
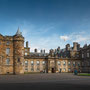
[78,62,80,66]
[57,61,60,65]
[25,66,28,71]
[6,48,10,55]
[25,52,28,56]
[25,49,28,51]
[68,61,71,65]
[17,58,20,62]
[87,52,89,58]
[37,67,40,71]
[68,68,71,71]
[37,61,40,65]
[25,61,28,66]
[6,58,10,65]
[82,53,84,58]
[42,61,45,65]
[31,61,34,65]
[73,61,76,66]
[63,68,66,72]
[31,66,34,71]
[63,61,66,66]
[6,41,10,45]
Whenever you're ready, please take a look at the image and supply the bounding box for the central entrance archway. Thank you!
[52,68,55,73]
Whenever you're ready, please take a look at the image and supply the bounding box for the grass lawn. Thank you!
[78,73,90,76]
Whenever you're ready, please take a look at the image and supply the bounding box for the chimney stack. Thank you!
[66,44,70,51]
[73,42,78,51]
[26,41,28,48]
[34,48,37,53]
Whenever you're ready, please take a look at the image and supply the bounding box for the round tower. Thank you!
[13,28,24,74]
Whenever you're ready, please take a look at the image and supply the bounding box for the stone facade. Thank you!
[0,29,89,74]
[79,44,90,73]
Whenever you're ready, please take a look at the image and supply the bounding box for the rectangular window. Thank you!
[78,62,80,66]
[25,61,28,66]
[25,53,27,56]
[37,67,40,71]
[63,61,66,66]
[42,61,45,65]
[73,62,75,66]
[31,61,34,65]
[6,41,10,45]
[37,61,40,65]
[68,68,71,72]
[6,48,10,55]
[68,62,71,65]
[82,54,84,58]
[25,66,28,71]
[25,49,27,51]
[17,58,20,62]
[87,53,89,58]
[31,67,34,71]
[57,61,60,65]
[63,68,66,72]
[6,58,10,65]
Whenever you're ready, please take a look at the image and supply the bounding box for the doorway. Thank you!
[52,68,55,73]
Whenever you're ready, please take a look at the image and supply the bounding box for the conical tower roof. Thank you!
[16,27,22,35]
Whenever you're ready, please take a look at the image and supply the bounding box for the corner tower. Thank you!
[13,28,24,74]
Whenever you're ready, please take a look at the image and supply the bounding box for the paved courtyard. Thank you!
[0,73,90,90]
[0,73,90,84]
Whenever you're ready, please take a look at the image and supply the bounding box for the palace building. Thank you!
[0,28,90,74]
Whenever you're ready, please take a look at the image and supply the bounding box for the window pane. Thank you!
[42,61,45,65]
[25,61,28,66]
[31,61,34,65]
[6,58,10,64]
[63,61,66,65]
[6,41,10,45]
[57,61,60,65]
[68,62,71,65]
[37,61,40,65]
[25,53,27,56]
[6,48,10,55]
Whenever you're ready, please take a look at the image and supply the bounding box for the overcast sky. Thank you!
[0,0,90,52]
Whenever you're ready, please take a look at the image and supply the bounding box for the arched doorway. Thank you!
[52,68,55,73]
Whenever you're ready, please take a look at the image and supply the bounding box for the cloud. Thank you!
[60,36,69,41]
[60,31,90,47]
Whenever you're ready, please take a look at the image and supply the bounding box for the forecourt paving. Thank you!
[0,73,90,84]
[0,73,90,90]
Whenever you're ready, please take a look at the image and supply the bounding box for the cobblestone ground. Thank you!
[0,73,90,85]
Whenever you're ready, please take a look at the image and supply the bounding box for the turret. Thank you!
[13,28,24,74]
